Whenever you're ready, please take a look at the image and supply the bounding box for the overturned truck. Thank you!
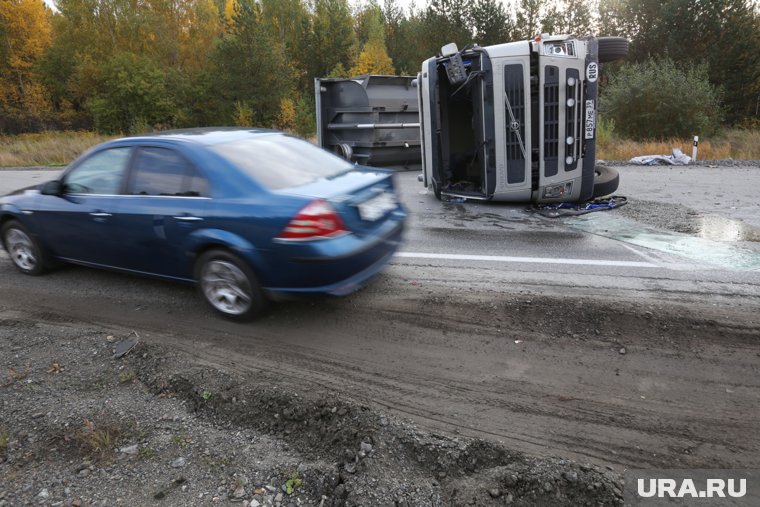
[316,35,628,203]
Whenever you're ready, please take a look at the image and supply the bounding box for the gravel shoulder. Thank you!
[0,312,624,507]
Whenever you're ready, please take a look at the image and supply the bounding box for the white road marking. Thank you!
[395,252,659,268]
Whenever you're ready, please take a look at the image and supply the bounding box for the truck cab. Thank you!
[419,35,623,203]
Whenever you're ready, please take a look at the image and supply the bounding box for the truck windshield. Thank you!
[211,134,354,190]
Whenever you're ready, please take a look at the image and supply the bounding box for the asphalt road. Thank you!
[1,165,759,471]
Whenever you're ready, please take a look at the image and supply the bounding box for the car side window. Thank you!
[127,147,209,197]
[64,147,132,195]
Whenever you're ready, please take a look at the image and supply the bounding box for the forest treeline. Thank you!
[1,0,759,136]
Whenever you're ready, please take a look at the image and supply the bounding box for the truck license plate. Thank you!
[358,191,397,221]
[585,100,595,139]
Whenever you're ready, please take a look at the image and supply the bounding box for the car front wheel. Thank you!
[2,220,45,276]
[195,249,266,321]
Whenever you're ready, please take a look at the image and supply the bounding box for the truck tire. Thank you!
[593,166,619,197]
[597,37,629,63]
[431,179,442,200]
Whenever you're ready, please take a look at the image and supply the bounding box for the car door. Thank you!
[112,145,211,279]
[33,146,132,265]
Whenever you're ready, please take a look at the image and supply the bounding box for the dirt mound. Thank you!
[0,315,623,506]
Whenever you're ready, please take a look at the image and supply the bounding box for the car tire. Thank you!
[1,220,46,276]
[597,37,629,63]
[593,165,620,198]
[195,249,266,321]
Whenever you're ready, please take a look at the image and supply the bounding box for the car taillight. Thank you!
[275,199,348,241]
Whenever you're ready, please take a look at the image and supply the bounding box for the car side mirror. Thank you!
[40,180,63,196]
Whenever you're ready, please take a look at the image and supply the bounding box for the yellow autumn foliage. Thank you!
[276,98,297,132]
[0,0,53,114]
[349,41,395,76]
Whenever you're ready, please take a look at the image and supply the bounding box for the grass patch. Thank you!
[171,434,192,448]
[597,124,760,161]
[0,429,9,456]
[138,446,155,460]
[0,131,115,167]
[58,417,133,460]
[118,370,136,384]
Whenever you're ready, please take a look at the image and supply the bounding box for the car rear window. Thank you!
[211,135,354,190]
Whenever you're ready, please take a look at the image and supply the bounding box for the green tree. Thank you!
[472,0,515,46]
[350,3,394,75]
[601,0,760,123]
[383,4,430,74]
[428,0,474,46]
[601,58,723,140]
[86,52,177,133]
[303,0,356,83]
[514,0,541,39]
[541,0,595,36]
[206,0,295,126]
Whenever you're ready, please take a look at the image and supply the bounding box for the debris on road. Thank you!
[530,196,628,218]
[112,331,139,359]
[629,148,691,166]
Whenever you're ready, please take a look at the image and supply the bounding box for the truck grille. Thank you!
[504,64,526,184]
[543,66,559,177]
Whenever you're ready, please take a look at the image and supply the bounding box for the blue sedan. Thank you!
[0,128,406,320]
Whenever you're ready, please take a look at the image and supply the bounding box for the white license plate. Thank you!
[585,100,596,139]
[358,191,397,221]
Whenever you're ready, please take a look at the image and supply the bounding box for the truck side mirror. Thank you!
[440,43,459,57]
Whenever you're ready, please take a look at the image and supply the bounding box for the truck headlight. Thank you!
[543,182,573,198]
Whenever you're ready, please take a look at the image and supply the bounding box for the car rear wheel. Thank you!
[195,249,266,321]
[2,220,45,276]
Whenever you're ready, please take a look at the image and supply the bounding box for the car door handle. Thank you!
[89,212,112,217]
[173,216,203,222]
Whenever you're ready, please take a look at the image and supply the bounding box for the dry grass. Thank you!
[0,131,115,167]
[597,126,760,161]
[59,417,131,460]
[718,129,760,160]
[0,429,9,456]
[1,128,758,167]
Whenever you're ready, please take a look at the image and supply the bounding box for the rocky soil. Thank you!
[1,315,624,507]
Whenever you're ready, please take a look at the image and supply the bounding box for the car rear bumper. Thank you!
[262,213,404,298]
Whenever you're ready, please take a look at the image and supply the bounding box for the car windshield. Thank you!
[211,134,354,190]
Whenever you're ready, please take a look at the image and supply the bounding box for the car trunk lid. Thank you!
[278,167,401,236]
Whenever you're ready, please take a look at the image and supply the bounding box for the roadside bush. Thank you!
[600,59,723,140]
[87,53,176,134]
[294,95,316,138]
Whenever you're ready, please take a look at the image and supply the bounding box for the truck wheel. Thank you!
[597,37,629,63]
[431,180,442,200]
[593,166,619,198]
